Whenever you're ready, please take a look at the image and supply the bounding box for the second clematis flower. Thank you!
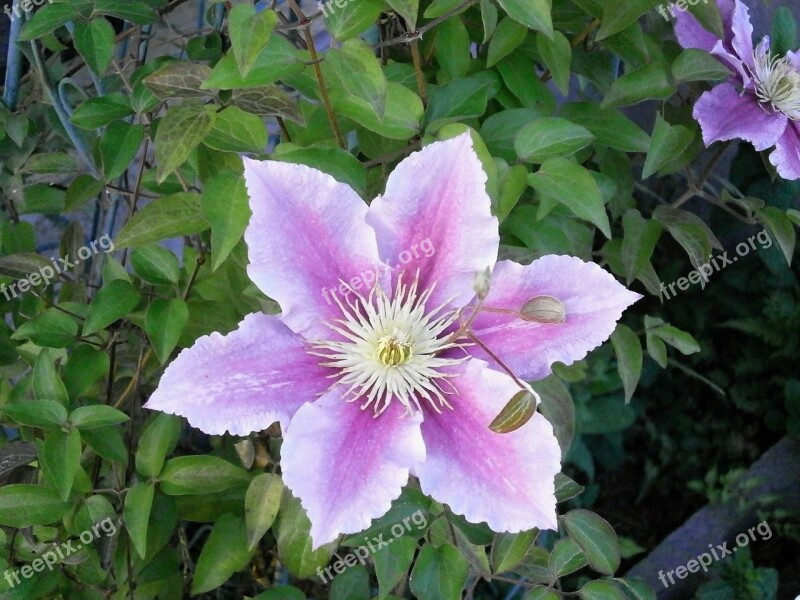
[144,133,640,548]
[675,0,800,179]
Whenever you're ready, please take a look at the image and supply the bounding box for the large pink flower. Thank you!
[144,134,640,548]
[675,0,800,179]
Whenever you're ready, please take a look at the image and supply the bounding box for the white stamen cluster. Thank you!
[311,273,466,416]
[751,43,800,121]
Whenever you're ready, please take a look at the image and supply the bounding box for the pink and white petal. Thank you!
[366,133,499,309]
[281,390,425,549]
[729,0,755,71]
[243,158,389,340]
[144,313,329,436]
[415,359,561,532]
[693,84,787,150]
[770,121,800,181]
[468,257,641,382]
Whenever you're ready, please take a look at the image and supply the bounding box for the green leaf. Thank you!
[330,81,423,140]
[331,565,371,600]
[70,405,129,430]
[228,4,277,76]
[245,473,283,551]
[425,0,468,18]
[330,39,388,118]
[192,513,255,594]
[489,390,537,434]
[71,95,134,129]
[202,171,252,271]
[143,61,213,99]
[155,101,216,182]
[642,114,695,178]
[537,30,571,94]
[72,18,115,75]
[276,491,336,579]
[532,376,575,457]
[66,175,104,211]
[653,205,722,271]
[549,538,588,578]
[687,0,724,38]
[99,122,145,182]
[755,207,795,265]
[409,543,469,600]
[114,192,209,249]
[374,537,416,599]
[386,0,419,27]
[22,152,77,174]
[131,245,180,285]
[135,413,182,478]
[528,158,611,238]
[524,588,560,600]
[145,298,189,364]
[202,36,304,90]
[491,530,537,573]
[436,16,472,80]
[19,3,80,41]
[424,74,499,132]
[496,0,552,37]
[650,323,700,355]
[602,62,675,107]
[563,509,620,576]
[610,324,643,404]
[83,279,142,336]
[596,0,660,40]
[124,481,155,559]
[621,209,661,283]
[93,0,155,24]
[82,426,128,462]
[2,400,68,428]
[772,7,797,56]
[616,578,656,600]
[33,348,69,405]
[12,309,79,348]
[515,117,594,163]
[159,456,250,495]
[579,580,627,600]
[39,428,81,500]
[231,85,303,123]
[671,48,731,82]
[554,473,584,503]
[63,344,109,399]
[324,0,384,40]
[204,106,267,153]
[560,102,650,153]
[0,485,70,527]
[487,17,528,68]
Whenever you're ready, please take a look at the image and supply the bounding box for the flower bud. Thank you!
[520,295,566,324]
[473,267,492,300]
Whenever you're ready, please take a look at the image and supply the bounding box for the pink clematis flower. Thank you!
[144,133,640,548]
[675,0,800,179]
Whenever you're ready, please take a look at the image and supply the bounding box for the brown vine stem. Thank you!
[375,0,478,49]
[286,0,346,149]
[409,38,427,103]
[672,142,731,208]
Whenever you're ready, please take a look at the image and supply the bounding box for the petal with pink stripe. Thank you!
[144,313,329,435]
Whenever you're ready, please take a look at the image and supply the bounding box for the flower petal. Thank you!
[468,257,641,382]
[366,133,499,309]
[144,313,329,435]
[693,83,787,150]
[788,50,800,71]
[281,390,425,548]
[243,158,389,339]
[415,359,561,532]
[770,121,800,181]
[729,0,754,72]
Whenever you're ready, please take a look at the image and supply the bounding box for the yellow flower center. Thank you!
[377,335,413,366]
